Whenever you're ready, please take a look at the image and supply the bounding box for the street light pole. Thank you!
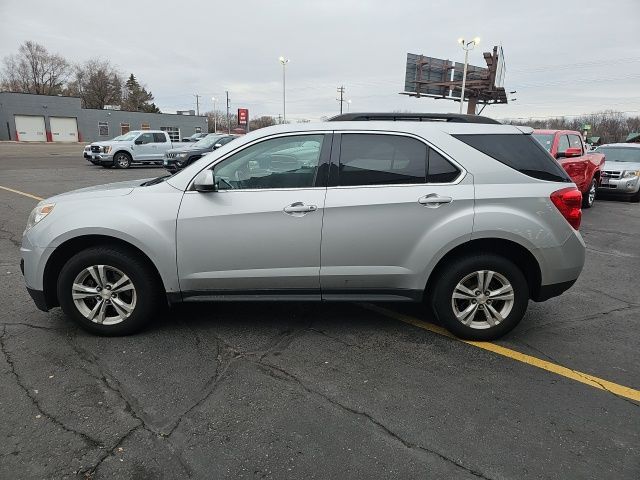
[279,56,290,123]
[211,97,217,133]
[457,37,480,114]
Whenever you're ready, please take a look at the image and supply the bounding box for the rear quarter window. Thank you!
[453,134,571,182]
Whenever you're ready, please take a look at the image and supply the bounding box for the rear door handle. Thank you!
[418,194,453,207]
[283,202,317,215]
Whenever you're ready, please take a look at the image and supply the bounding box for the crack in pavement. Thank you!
[513,338,639,409]
[0,325,102,450]
[520,303,640,333]
[65,331,195,478]
[78,424,143,479]
[251,359,494,480]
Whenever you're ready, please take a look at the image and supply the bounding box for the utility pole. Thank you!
[211,97,217,133]
[226,91,230,134]
[194,94,201,116]
[337,85,346,114]
[279,57,290,123]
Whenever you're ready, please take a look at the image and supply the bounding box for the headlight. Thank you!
[622,170,640,178]
[103,146,112,154]
[25,203,55,231]
[84,145,91,152]
[176,153,188,159]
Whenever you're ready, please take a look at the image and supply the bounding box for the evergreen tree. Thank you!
[121,74,160,112]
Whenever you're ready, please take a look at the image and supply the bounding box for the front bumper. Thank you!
[20,240,50,311]
[163,158,185,173]
[598,175,640,194]
[91,153,114,166]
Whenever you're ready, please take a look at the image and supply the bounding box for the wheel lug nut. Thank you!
[96,287,101,291]
[106,285,111,290]
[475,290,481,296]
[471,299,477,304]
[484,291,490,295]
[479,305,484,309]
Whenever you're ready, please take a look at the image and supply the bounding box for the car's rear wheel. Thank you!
[582,178,597,208]
[57,246,162,336]
[430,254,529,340]
[114,152,132,169]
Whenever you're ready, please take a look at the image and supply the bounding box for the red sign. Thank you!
[238,108,249,126]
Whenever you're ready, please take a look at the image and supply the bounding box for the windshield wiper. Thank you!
[141,175,171,186]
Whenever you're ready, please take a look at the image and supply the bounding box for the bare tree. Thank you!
[67,59,123,109]
[1,41,70,95]
[503,111,640,143]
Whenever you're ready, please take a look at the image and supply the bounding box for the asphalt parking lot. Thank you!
[0,143,638,480]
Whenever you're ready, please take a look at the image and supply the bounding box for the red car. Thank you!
[532,130,605,208]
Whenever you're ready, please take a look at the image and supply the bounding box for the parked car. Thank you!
[163,134,238,174]
[182,132,208,142]
[593,143,640,202]
[87,131,176,169]
[532,130,605,208]
[22,113,585,340]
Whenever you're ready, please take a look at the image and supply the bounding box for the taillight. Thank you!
[550,187,582,230]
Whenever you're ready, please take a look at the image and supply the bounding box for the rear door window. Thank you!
[153,132,167,143]
[453,134,571,182]
[338,134,427,186]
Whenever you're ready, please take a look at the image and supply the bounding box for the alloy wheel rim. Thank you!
[117,155,129,167]
[589,182,596,205]
[451,270,514,330]
[72,265,136,325]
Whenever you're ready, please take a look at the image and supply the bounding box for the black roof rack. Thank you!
[328,112,501,124]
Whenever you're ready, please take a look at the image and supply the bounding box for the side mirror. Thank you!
[214,143,223,149]
[134,139,143,145]
[560,147,582,158]
[193,170,217,192]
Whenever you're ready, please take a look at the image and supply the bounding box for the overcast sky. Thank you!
[1,0,639,121]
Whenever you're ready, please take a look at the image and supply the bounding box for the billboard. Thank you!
[404,53,454,98]
[237,108,249,126]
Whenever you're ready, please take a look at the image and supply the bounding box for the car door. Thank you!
[176,132,332,298]
[567,134,588,190]
[134,132,155,160]
[152,132,171,159]
[320,132,474,300]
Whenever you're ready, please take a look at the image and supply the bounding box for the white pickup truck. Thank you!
[85,130,175,169]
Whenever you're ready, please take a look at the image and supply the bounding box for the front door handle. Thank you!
[418,194,453,207]
[283,202,317,215]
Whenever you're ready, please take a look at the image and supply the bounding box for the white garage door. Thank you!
[15,115,46,142]
[50,117,78,142]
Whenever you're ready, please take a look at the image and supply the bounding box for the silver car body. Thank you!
[595,143,640,196]
[22,121,585,308]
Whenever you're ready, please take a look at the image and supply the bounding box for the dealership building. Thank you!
[0,92,208,143]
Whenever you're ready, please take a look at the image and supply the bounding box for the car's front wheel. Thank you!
[430,254,529,340]
[57,246,162,335]
[114,152,132,169]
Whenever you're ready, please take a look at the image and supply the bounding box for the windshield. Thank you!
[193,135,224,148]
[532,133,555,152]
[115,131,141,141]
[595,147,640,163]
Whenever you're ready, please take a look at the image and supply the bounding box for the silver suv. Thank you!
[21,114,585,339]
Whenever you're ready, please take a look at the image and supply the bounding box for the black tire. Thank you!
[101,164,113,169]
[57,246,163,336]
[430,253,529,340]
[114,152,132,169]
[630,189,640,203]
[582,178,597,208]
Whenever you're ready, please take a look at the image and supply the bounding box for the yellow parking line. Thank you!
[361,304,640,403]
[0,185,44,201]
